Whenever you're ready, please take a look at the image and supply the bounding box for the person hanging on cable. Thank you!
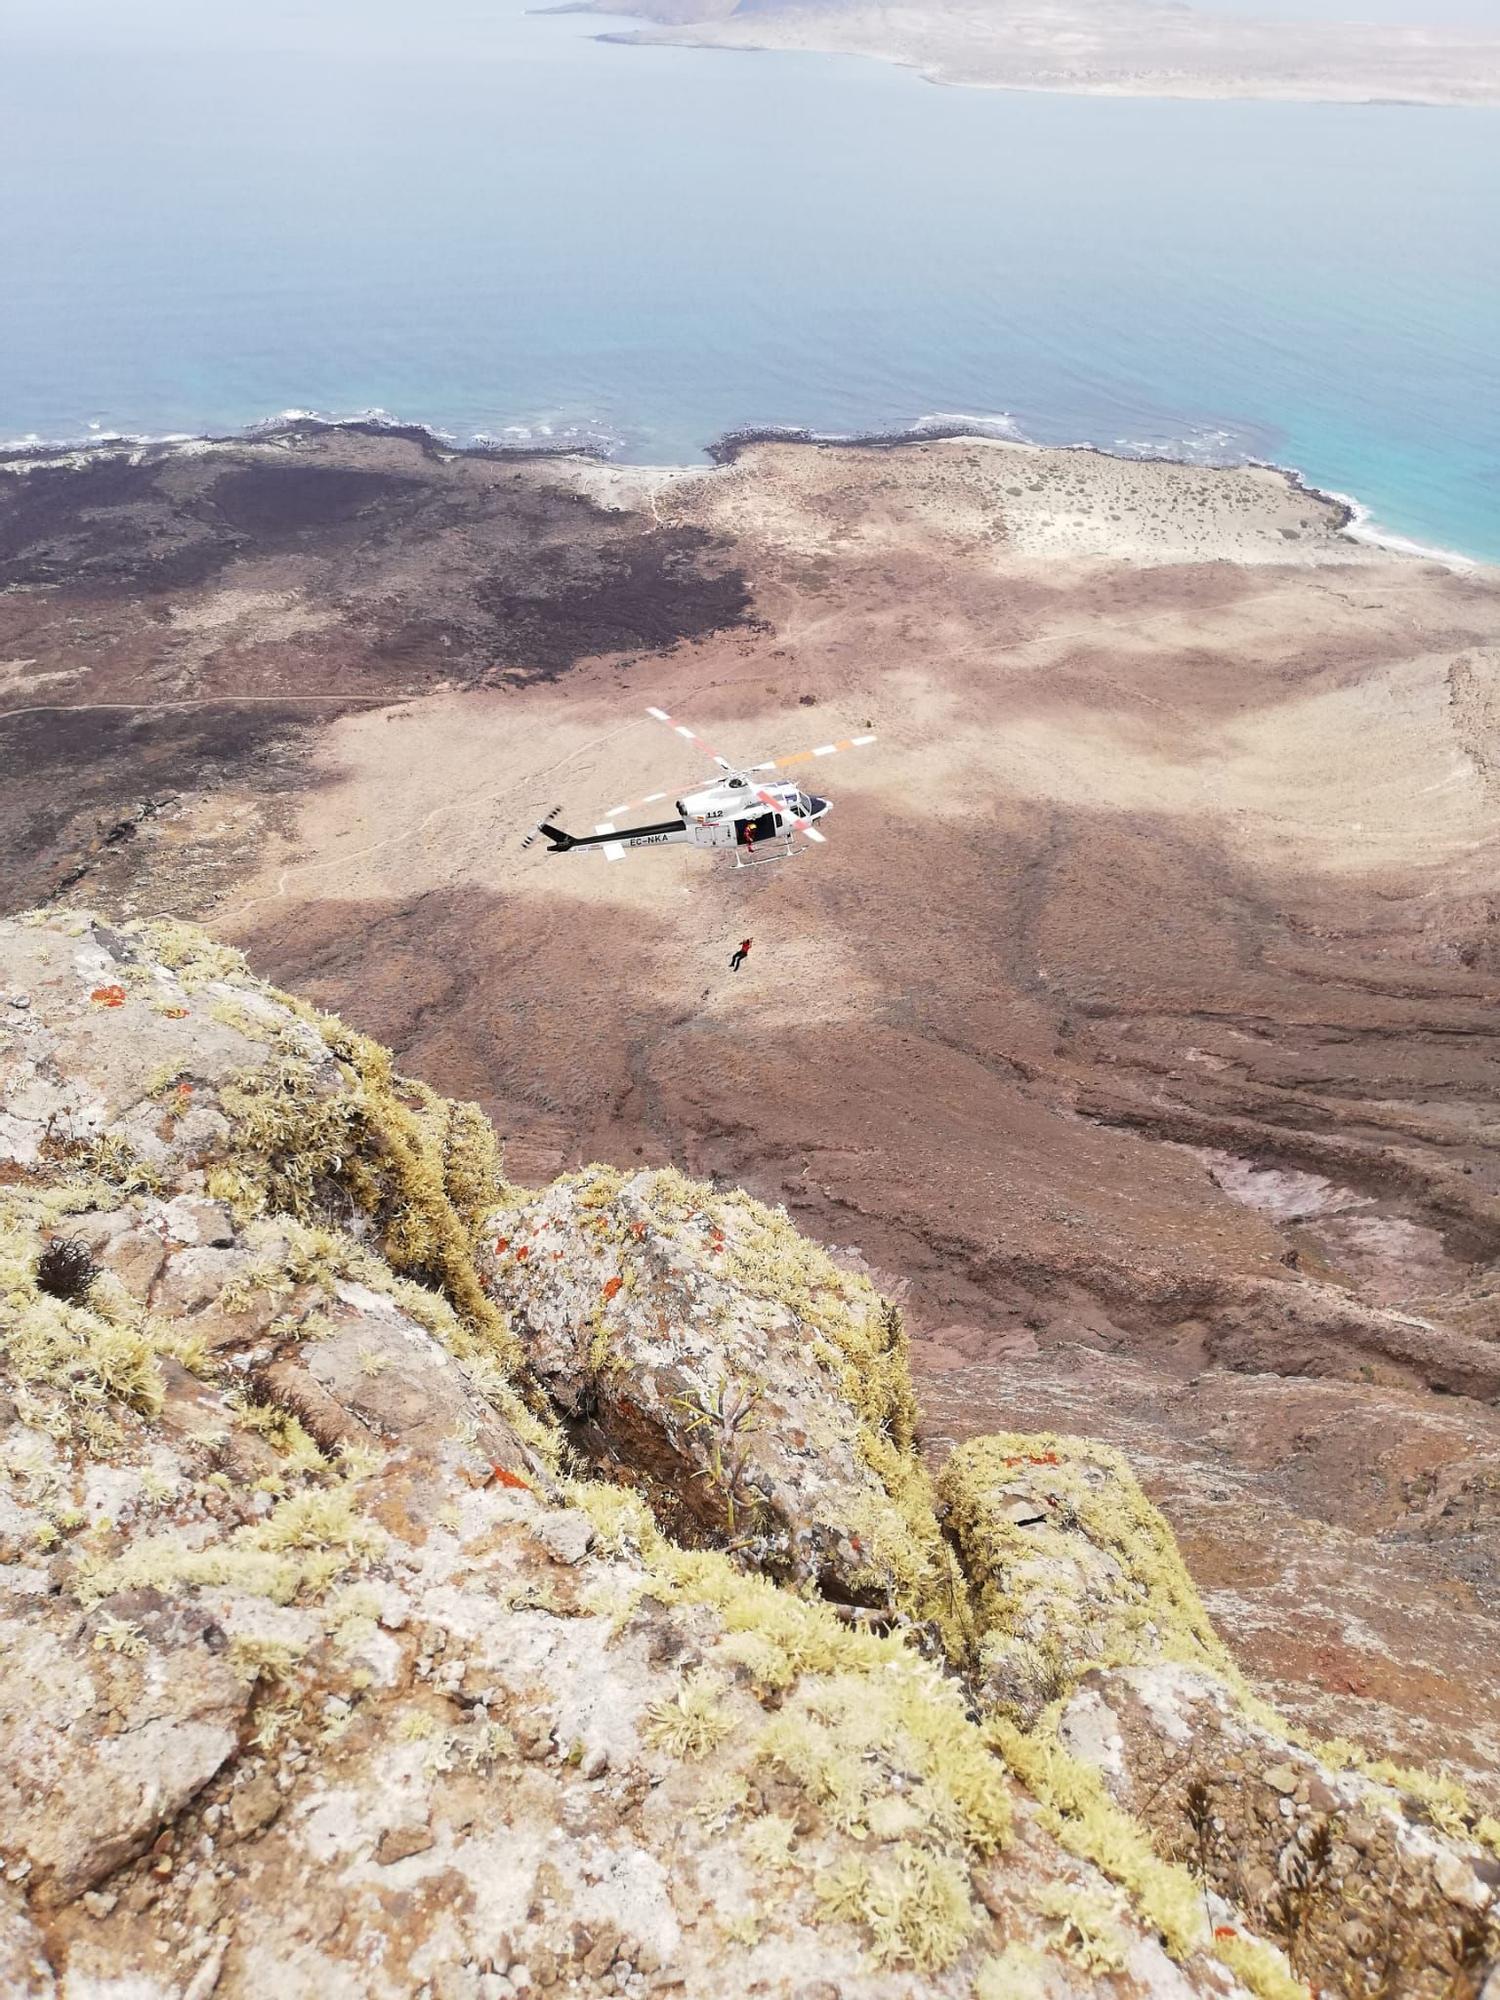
[729,937,752,973]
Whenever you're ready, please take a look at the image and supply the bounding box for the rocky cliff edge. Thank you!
[1,911,1496,2000]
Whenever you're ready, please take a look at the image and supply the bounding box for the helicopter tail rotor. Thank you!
[520,806,568,852]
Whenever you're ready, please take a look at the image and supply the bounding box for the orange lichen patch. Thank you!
[602,1276,623,1302]
[91,985,127,1008]
[495,1237,510,1254]
[630,1222,648,1241]
[164,1006,189,1019]
[516,1246,529,1263]
[489,1464,531,1492]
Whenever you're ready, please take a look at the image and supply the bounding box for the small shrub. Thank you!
[36,1236,98,1302]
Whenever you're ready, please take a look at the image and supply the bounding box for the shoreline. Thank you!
[564,1,1500,110]
[592,25,1496,110]
[0,407,1484,575]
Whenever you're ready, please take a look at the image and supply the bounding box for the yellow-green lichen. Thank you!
[1032,1881,1131,1975]
[1213,1931,1314,2000]
[91,1614,147,1658]
[74,1484,386,1609]
[0,1196,179,1438]
[754,1666,1011,1854]
[227,1634,308,1684]
[641,1671,735,1759]
[974,1942,1050,2000]
[563,1475,1012,1935]
[988,1713,1205,1946]
[89,917,525,1396]
[3,909,1467,2000]
[740,1811,798,1871]
[134,918,250,990]
[815,1844,978,1973]
[938,1431,1232,1723]
[1302,1741,1500,1862]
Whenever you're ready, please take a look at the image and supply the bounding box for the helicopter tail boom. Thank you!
[531,816,687,856]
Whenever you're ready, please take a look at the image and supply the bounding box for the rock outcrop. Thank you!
[480,1167,965,1647]
[940,1436,1500,2000]
[2,910,1496,2000]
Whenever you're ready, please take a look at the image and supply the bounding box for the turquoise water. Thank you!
[2,0,1497,558]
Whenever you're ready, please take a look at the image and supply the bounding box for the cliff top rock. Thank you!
[1,910,1495,2000]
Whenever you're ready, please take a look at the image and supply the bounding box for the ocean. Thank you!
[2,0,1497,560]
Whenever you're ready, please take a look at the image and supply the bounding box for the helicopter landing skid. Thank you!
[733,841,801,869]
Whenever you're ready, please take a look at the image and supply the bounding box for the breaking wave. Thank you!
[0,404,1480,573]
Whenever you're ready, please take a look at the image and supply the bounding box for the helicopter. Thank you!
[522,705,876,867]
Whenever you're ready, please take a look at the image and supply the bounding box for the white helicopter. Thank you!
[522,705,876,867]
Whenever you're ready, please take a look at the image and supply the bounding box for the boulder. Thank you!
[480,1165,966,1646]
[937,1431,1230,1726]
[938,1432,1500,1999]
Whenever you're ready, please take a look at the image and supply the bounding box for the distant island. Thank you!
[553,0,1500,104]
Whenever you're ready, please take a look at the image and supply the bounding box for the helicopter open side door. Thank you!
[737,810,779,848]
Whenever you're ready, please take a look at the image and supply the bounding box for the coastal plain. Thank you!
[579,0,1500,104]
[3,423,1500,1799]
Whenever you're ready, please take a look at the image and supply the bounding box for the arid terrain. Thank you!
[568,0,1500,105]
[9,909,1499,2000]
[3,421,1499,1803]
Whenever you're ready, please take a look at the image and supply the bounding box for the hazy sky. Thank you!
[9,0,1500,51]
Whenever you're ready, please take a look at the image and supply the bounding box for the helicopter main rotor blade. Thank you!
[602,703,733,815]
[751,785,826,846]
[747,732,876,776]
[603,787,672,819]
[604,714,874,828]
[645,704,735,773]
